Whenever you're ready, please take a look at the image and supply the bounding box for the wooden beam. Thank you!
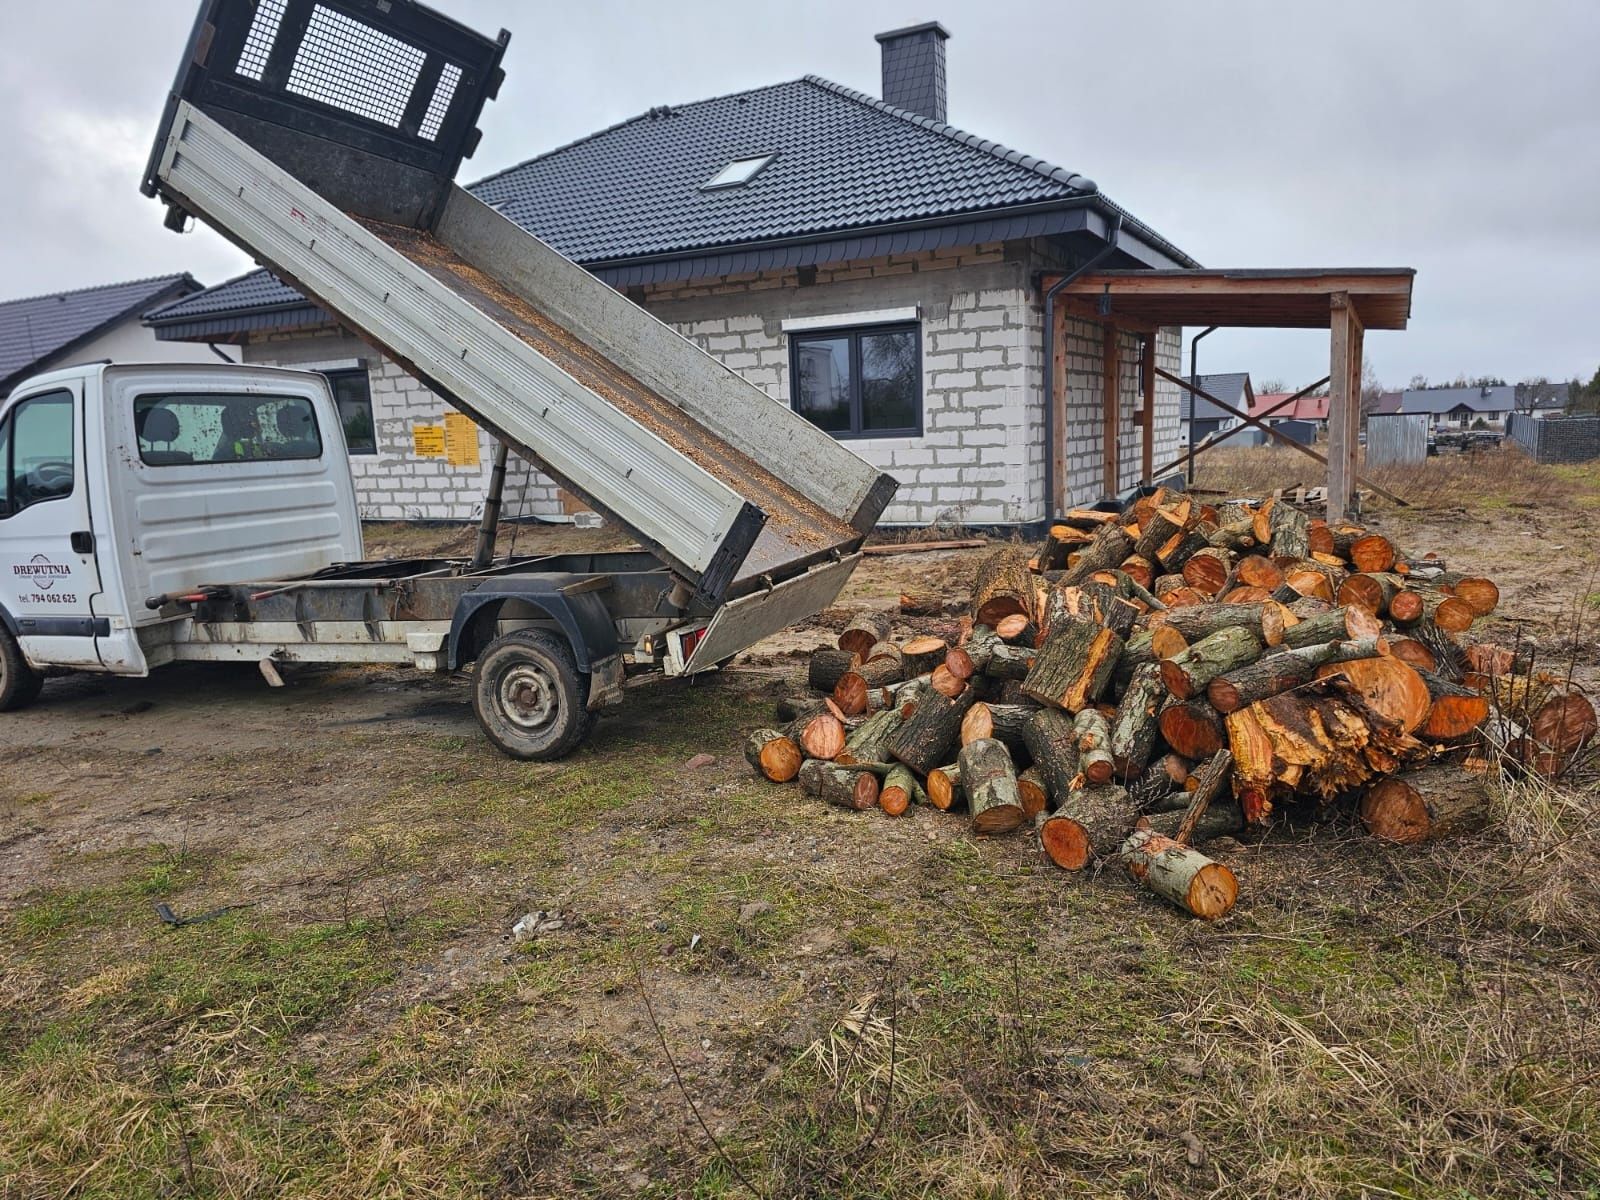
[1151,366,1408,507]
[1140,334,1156,485]
[1102,323,1120,496]
[1054,294,1162,336]
[1050,299,1068,517]
[1049,272,1415,299]
[1328,292,1354,522]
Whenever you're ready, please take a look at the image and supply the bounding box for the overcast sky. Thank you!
[1,0,1595,390]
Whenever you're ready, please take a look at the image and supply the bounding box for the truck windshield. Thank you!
[133,393,323,466]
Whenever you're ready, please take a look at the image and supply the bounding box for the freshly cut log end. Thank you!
[1021,619,1123,713]
[1359,766,1490,844]
[787,711,847,760]
[798,759,880,811]
[1349,534,1397,573]
[1384,637,1437,674]
[879,763,922,816]
[808,648,861,693]
[1417,674,1491,742]
[1315,656,1431,734]
[926,763,961,811]
[1159,625,1264,702]
[1442,575,1499,617]
[1235,554,1284,591]
[1017,766,1049,818]
[1149,625,1189,661]
[1181,547,1232,597]
[995,613,1034,642]
[1074,707,1115,785]
[1038,812,1091,870]
[744,729,803,783]
[1530,693,1599,757]
[838,611,892,659]
[1159,699,1226,760]
[971,546,1035,627]
[1121,827,1239,920]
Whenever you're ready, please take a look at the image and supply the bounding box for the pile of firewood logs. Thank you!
[746,489,1599,920]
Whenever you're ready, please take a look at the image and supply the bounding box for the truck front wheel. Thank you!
[0,627,44,712]
[472,629,596,760]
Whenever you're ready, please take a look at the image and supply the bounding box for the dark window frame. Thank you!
[132,391,325,467]
[324,367,377,456]
[788,321,923,439]
[0,389,76,520]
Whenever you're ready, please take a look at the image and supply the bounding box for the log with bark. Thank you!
[1359,764,1490,843]
[1159,626,1264,701]
[1021,618,1124,712]
[1017,766,1050,817]
[745,729,804,782]
[1038,783,1133,869]
[1120,827,1239,919]
[887,686,977,776]
[926,763,962,811]
[798,759,880,811]
[1160,698,1227,760]
[1279,604,1382,649]
[1141,802,1245,845]
[1416,671,1492,742]
[1206,637,1380,714]
[1021,707,1080,809]
[971,546,1036,627]
[835,706,908,767]
[961,737,1027,834]
[838,611,892,659]
[960,701,1037,753]
[1074,707,1115,785]
[1062,523,1135,586]
[808,648,861,693]
[1110,662,1165,779]
[1180,547,1232,598]
[784,707,848,760]
[879,763,925,816]
[1314,655,1432,734]
[1153,602,1285,647]
[964,625,1035,680]
[900,635,949,676]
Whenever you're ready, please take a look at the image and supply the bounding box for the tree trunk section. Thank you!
[1142,803,1244,845]
[1074,708,1115,785]
[1314,655,1431,733]
[838,611,892,659]
[1417,671,1492,742]
[1120,827,1239,919]
[960,701,1036,753]
[964,625,1034,680]
[1359,765,1490,843]
[744,729,803,782]
[960,737,1026,834]
[1021,618,1123,712]
[1017,766,1050,818]
[784,709,847,760]
[1153,602,1284,647]
[1062,524,1135,586]
[1110,662,1165,779]
[1181,547,1233,597]
[1159,698,1226,760]
[798,759,880,811]
[1172,749,1233,845]
[971,546,1035,627]
[836,706,907,767]
[887,686,976,776]
[1159,626,1264,701]
[879,763,924,816]
[1021,708,1080,809]
[1279,604,1382,649]
[899,635,949,676]
[1039,783,1132,869]
[1206,637,1379,714]
[808,648,860,693]
[926,762,962,811]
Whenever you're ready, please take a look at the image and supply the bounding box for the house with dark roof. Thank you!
[1,274,226,398]
[1178,373,1254,448]
[1400,385,1514,428]
[146,22,1195,524]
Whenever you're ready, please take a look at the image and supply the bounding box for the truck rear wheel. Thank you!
[0,627,44,712]
[472,629,596,760]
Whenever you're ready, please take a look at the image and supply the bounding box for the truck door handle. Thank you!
[70,530,95,554]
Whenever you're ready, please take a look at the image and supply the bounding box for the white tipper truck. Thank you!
[0,0,896,758]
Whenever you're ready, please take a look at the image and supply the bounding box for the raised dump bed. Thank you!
[143,0,894,608]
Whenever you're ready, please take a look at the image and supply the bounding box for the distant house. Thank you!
[1,274,228,397]
[1251,390,1330,429]
[1180,372,1254,447]
[1369,391,1404,416]
[1400,385,1514,428]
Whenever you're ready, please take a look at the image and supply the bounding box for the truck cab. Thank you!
[0,361,360,689]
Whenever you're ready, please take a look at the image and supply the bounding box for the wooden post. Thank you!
[1347,304,1365,513]
[1102,322,1120,497]
[1328,293,1354,522]
[1140,334,1156,486]
[1051,302,1068,517]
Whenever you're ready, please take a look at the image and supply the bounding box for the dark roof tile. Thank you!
[2,274,197,390]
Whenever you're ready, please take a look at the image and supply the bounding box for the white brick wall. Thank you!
[236,237,1185,527]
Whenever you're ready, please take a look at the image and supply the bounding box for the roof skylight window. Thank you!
[701,154,775,190]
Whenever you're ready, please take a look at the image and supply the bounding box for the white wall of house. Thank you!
[232,240,1184,525]
[56,314,237,372]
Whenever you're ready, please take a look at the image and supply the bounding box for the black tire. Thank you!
[0,625,44,712]
[471,629,596,760]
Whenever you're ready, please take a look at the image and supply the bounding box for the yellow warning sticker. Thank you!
[412,424,445,457]
[444,412,481,468]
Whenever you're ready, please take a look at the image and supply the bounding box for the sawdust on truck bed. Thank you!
[358,218,855,583]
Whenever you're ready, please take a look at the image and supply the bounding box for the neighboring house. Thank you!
[1179,373,1254,447]
[145,22,1195,526]
[1400,385,1514,428]
[1369,391,1404,417]
[1,274,229,398]
[1251,390,1330,429]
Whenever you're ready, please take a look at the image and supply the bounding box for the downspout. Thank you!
[1041,214,1122,520]
[1186,325,1218,485]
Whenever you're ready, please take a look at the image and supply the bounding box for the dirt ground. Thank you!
[3,449,1599,1199]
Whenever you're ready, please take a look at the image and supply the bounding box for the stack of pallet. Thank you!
[746,490,1597,920]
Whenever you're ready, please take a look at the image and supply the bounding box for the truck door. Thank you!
[0,381,106,667]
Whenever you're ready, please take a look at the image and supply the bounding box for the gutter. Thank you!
[1041,214,1122,520]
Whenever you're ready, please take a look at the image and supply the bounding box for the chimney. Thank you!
[875,21,950,124]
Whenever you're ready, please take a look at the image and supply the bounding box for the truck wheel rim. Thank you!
[499,662,558,732]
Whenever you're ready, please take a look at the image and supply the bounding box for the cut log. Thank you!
[1149,624,1190,661]
[1437,572,1499,617]
[744,729,803,782]
[1159,698,1226,760]
[1017,766,1050,818]
[1417,671,1492,742]
[900,635,949,676]
[1206,637,1380,714]
[1120,827,1238,919]
[1336,572,1398,616]
[1152,602,1284,648]
[776,696,828,722]
[887,686,976,776]
[995,613,1035,643]
[1278,566,1336,605]
[1383,637,1437,674]
[1266,501,1310,559]
[784,709,847,760]
[1021,708,1080,808]
[1039,783,1132,869]
[925,762,962,811]
[1387,588,1425,625]
[836,705,908,766]
[971,546,1035,627]
[838,611,892,659]
[1132,505,1187,564]
[879,764,924,816]
[1529,693,1599,757]
[1222,585,1273,604]
[1181,547,1232,597]
[1038,524,1094,571]
[1349,533,1397,573]
[1110,662,1165,779]
[964,625,1034,680]
[1235,554,1285,591]
[1074,708,1115,785]
[929,664,967,699]
[808,648,861,693]
[944,645,976,682]
[1119,554,1156,591]
[798,759,880,811]
[1359,765,1491,843]
[1161,529,1213,573]
[960,737,1026,835]
[1172,749,1233,845]
[1307,520,1335,557]
[1279,605,1382,650]
[960,701,1036,752]
[1062,523,1135,586]
[1314,655,1431,734]
[863,640,905,672]
[1021,618,1123,712]
[1142,802,1244,845]
[898,593,946,617]
[1159,626,1264,701]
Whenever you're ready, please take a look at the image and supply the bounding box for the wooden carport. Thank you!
[1039,267,1415,522]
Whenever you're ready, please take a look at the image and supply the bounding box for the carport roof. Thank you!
[1045,268,1415,330]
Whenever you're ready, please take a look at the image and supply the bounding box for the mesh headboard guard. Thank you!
[145,0,509,228]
